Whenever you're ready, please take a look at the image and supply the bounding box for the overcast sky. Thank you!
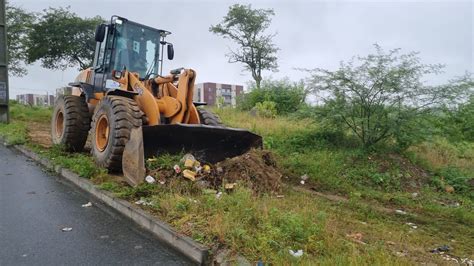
[8,0,473,98]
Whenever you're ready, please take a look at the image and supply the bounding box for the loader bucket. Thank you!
[122,124,262,186]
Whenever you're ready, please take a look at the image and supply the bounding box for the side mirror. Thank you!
[167,43,174,60]
[95,24,106,42]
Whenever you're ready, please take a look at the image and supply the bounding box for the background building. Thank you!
[194,82,243,107]
[16,94,55,106]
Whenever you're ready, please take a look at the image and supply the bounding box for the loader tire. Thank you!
[91,96,143,172]
[197,108,223,126]
[51,95,91,152]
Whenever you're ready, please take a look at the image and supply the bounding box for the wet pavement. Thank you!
[0,145,195,265]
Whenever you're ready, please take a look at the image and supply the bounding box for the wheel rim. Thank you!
[95,114,109,152]
[55,110,64,138]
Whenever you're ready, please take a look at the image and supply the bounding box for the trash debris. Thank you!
[406,222,417,229]
[145,175,156,184]
[216,191,223,199]
[445,185,455,193]
[61,227,72,232]
[182,169,196,181]
[81,202,92,208]
[203,164,211,174]
[195,165,202,173]
[21,254,28,257]
[395,209,407,215]
[276,195,284,198]
[224,183,237,190]
[346,232,366,245]
[134,245,143,249]
[173,164,181,174]
[135,199,152,206]
[180,153,195,163]
[430,245,450,253]
[460,258,474,265]
[158,179,166,185]
[184,158,195,168]
[300,180,305,185]
[395,250,408,257]
[411,192,418,198]
[300,174,309,181]
[216,166,223,174]
[289,249,303,257]
[386,241,396,245]
[99,235,109,239]
[147,158,157,162]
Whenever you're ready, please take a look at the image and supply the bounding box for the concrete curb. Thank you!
[6,143,209,265]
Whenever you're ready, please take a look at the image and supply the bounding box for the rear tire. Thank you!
[51,95,91,151]
[197,108,223,126]
[91,96,143,172]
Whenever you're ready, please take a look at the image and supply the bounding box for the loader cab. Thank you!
[92,16,173,90]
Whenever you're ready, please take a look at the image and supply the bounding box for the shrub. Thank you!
[255,101,277,118]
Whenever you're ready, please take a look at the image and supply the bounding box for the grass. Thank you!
[1,101,473,264]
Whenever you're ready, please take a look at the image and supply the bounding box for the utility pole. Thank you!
[0,0,9,123]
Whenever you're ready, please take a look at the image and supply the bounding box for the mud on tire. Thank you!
[51,95,91,152]
[91,96,143,172]
[197,108,223,126]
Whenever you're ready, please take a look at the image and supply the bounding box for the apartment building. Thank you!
[16,94,55,106]
[194,82,243,107]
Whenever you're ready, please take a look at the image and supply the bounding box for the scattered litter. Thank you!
[61,227,73,232]
[158,179,166,185]
[21,254,28,257]
[445,185,455,193]
[181,153,195,163]
[387,241,396,245]
[395,209,407,215]
[134,245,143,249]
[276,195,284,198]
[135,199,152,206]
[145,175,156,184]
[300,174,309,181]
[216,167,223,174]
[300,180,305,185]
[406,222,417,229]
[359,221,368,225]
[450,202,460,208]
[182,169,196,181]
[147,158,157,162]
[289,249,303,257]
[203,165,211,174]
[195,165,202,173]
[99,235,109,239]
[224,183,237,190]
[216,191,223,199]
[173,164,181,173]
[395,251,408,257]
[460,258,474,265]
[441,254,459,263]
[430,245,450,253]
[346,232,366,245]
[184,158,195,168]
[81,202,92,208]
[411,192,418,198]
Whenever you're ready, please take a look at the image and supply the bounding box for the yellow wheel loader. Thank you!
[51,16,262,186]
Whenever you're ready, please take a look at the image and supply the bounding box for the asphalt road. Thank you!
[0,145,195,266]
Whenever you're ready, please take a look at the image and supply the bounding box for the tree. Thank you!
[6,3,36,76]
[210,4,278,89]
[305,44,470,150]
[27,7,104,70]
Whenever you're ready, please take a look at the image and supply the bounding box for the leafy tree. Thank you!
[27,7,104,70]
[238,78,307,115]
[6,3,36,76]
[210,4,278,89]
[305,44,470,150]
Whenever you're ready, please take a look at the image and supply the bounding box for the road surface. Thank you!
[0,145,195,265]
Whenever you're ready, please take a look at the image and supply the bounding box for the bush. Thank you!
[255,101,277,118]
[238,78,307,115]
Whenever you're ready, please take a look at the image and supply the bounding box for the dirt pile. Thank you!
[147,149,283,194]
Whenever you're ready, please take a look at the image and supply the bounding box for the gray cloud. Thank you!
[9,0,473,98]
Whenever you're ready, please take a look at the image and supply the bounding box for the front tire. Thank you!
[51,95,91,151]
[91,96,142,172]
